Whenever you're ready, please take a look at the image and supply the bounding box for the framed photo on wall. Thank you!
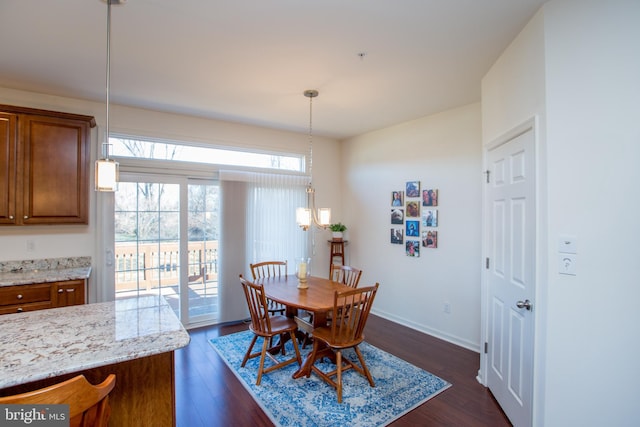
[406,240,420,257]
[390,228,403,244]
[422,230,438,248]
[406,201,420,217]
[391,191,404,207]
[406,220,419,237]
[422,209,438,227]
[406,181,420,198]
[422,188,438,206]
[391,208,404,224]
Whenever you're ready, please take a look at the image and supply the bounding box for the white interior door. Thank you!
[486,126,536,427]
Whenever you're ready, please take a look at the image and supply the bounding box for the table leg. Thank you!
[267,306,307,355]
[292,311,335,379]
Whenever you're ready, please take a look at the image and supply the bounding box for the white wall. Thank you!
[542,1,640,425]
[342,103,483,351]
[0,87,341,302]
[482,0,640,425]
[481,7,549,426]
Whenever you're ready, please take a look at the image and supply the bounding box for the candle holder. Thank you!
[296,257,311,289]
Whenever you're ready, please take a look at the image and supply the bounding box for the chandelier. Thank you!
[95,0,124,192]
[296,90,331,230]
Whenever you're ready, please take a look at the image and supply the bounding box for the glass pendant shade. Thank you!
[95,0,122,192]
[318,208,331,226]
[95,158,119,192]
[296,207,331,229]
[296,207,312,229]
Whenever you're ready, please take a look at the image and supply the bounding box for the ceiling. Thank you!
[0,0,546,139]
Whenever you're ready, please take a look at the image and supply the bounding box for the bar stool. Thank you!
[0,374,116,427]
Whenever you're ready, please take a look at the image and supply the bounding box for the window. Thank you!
[110,136,304,171]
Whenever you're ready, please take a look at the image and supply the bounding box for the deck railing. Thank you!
[114,240,218,292]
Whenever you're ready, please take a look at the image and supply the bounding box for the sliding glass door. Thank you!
[114,175,219,328]
[185,182,219,323]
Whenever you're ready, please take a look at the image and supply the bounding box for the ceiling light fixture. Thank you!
[95,0,125,192]
[296,90,331,231]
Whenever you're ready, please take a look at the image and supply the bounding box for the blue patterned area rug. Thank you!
[209,330,451,427]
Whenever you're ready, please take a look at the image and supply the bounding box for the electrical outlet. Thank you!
[26,239,35,252]
[444,302,451,314]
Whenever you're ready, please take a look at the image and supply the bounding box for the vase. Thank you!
[296,257,311,289]
[332,232,343,241]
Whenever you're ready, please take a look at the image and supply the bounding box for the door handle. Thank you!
[516,299,532,311]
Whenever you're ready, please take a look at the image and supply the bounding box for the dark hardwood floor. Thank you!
[175,315,511,426]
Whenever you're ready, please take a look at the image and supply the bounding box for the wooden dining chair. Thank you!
[239,275,302,385]
[0,374,116,427]
[250,260,287,315]
[330,264,363,288]
[302,265,363,350]
[307,283,379,403]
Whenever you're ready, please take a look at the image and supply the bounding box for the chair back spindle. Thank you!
[330,265,363,288]
[330,284,378,345]
[250,261,287,280]
[249,261,288,315]
[241,275,272,335]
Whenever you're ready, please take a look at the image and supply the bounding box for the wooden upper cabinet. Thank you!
[0,105,95,226]
[0,112,17,224]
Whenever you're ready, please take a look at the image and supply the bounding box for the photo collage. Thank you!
[390,181,438,257]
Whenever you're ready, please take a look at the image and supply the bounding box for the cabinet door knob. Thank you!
[58,289,64,293]
[17,294,23,299]
[17,308,23,312]
[9,215,14,219]
[23,215,29,219]
[66,289,75,293]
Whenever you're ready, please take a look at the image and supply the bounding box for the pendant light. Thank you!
[296,90,331,230]
[95,0,124,192]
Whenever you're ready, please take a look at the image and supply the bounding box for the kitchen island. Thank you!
[0,294,190,426]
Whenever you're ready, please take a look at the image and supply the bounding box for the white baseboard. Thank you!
[371,308,481,353]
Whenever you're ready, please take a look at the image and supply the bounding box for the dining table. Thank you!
[255,274,353,378]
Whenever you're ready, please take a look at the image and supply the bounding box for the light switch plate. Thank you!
[558,235,577,254]
[559,253,577,275]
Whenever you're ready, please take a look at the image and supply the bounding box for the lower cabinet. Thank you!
[0,280,85,315]
[52,280,85,307]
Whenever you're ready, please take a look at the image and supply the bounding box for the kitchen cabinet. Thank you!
[0,104,95,225]
[52,279,85,307]
[0,279,86,315]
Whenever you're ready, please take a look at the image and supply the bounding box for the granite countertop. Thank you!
[0,257,92,287]
[0,295,191,389]
[0,267,92,287]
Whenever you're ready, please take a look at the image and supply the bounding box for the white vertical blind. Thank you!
[245,172,309,266]
[218,170,308,321]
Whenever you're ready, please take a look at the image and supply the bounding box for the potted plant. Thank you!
[329,222,347,240]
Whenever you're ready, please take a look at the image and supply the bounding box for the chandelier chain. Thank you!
[105,0,111,159]
[308,92,313,181]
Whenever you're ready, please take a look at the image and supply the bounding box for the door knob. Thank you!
[516,299,532,311]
